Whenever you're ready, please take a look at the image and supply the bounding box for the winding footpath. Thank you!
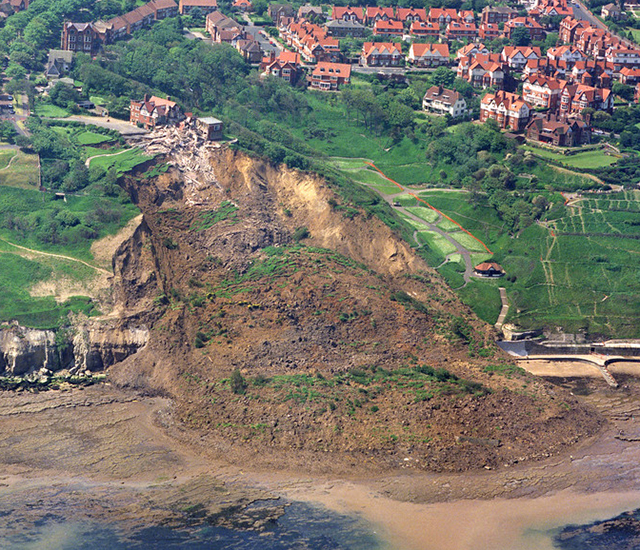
[0,238,111,275]
[351,162,494,288]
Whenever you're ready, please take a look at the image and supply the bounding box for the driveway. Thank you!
[242,13,282,55]
[46,115,149,136]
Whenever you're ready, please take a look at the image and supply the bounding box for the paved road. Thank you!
[572,0,635,47]
[359,181,475,287]
[241,14,281,55]
[495,287,509,330]
[46,115,148,136]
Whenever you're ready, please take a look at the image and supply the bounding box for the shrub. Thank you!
[292,226,310,241]
[230,369,247,394]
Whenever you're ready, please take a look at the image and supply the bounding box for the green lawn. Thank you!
[367,181,640,336]
[522,145,619,169]
[76,131,113,145]
[0,150,39,188]
[34,104,70,118]
[86,148,151,173]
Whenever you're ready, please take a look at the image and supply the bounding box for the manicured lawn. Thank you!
[522,145,619,169]
[87,147,152,174]
[76,131,113,145]
[34,104,70,118]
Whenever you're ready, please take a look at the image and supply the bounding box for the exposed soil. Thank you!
[101,145,605,474]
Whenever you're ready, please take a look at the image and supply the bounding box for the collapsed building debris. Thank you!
[137,118,230,206]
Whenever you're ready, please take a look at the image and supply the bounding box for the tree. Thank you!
[49,81,81,107]
[386,101,414,129]
[428,66,455,88]
[510,26,531,47]
[612,82,635,102]
[0,121,17,143]
[252,0,268,15]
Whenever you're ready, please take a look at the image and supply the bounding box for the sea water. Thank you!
[1,500,384,550]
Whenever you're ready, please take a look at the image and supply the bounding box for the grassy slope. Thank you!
[0,123,141,327]
[421,190,640,336]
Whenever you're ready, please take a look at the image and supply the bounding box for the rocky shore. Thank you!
[1,369,640,549]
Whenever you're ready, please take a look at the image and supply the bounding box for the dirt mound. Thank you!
[107,146,604,473]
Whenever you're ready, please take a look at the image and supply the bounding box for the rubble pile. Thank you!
[139,122,226,206]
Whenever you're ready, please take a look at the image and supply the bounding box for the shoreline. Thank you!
[3,366,640,549]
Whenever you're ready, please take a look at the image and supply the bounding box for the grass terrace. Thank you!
[522,145,620,169]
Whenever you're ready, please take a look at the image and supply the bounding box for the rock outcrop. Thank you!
[0,322,148,377]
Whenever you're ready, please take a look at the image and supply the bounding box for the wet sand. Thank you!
[3,365,640,549]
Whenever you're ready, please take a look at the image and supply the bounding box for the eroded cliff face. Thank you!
[0,322,149,377]
[0,140,605,472]
[96,144,604,473]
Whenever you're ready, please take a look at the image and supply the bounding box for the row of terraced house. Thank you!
[61,0,219,54]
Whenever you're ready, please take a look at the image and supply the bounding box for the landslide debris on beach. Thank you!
[106,144,603,473]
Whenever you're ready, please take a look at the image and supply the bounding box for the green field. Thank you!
[422,189,640,336]
[523,145,619,169]
[76,130,113,145]
[0,150,38,188]
[0,250,98,328]
[34,104,70,118]
[86,147,151,173]
[0,150,15,170]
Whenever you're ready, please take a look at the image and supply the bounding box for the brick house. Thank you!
[501,46,541,70]
[481,5,518,25]
[480,90,531,131]
[422,86,467,118]
[606,47,640,71]
[130,94,185,129]
[525,113,590,146]
[559,16,585,44]
[504,17,545,42]
[206,11,244,43]
[397,7,427,25]
[409,20,439,38]
[236,38,262,63]
[522,75,566,109]
[445,21,478,41]
[560,83,613,115]
[407,43,449,68]
[360,42,403,67]
[179,0,218,15]
[308,62,351,90]
[61,22,107,55]
[365,6,395,26]
[456,43,489,59]
[260,51,302,84]
[152,0,178,19]
[479,23,501,41]
[458,53,505,88]
[373,19,404,37]
[324,19,365,37]
[268,4,294,26]
[619,67,640,84]
[330,6,364,23]
[547,45,586,67]
[428,7,459,26]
